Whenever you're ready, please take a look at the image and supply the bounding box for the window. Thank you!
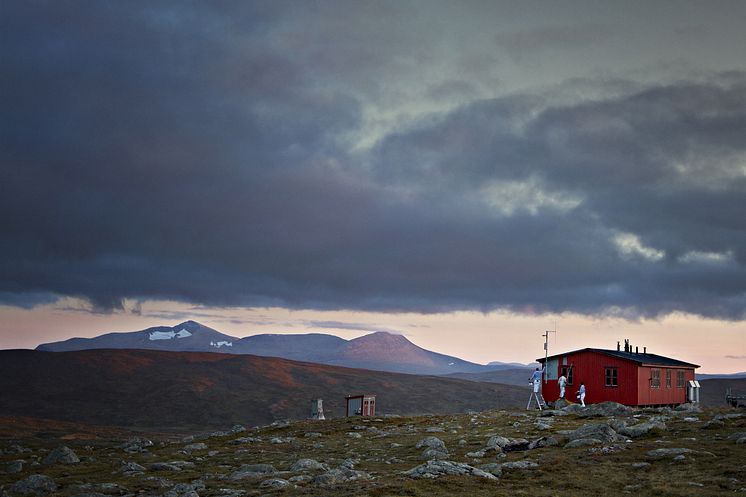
[561,366,574,385]
[676,370,686,388]
[605,367,618,387]
[665,369,671,388]
[651,369,660,388]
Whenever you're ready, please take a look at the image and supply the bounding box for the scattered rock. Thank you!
[150,462,183,472]
[404,460,496,480]
[421,448,449,460]
[500,460,539,470]
[426,427,444,433]
[631,462,651,469]
[346,432,362,439]
[288,475,312,483]
[529,436,558,449]
[486,435,510,449]
[9,474,57,496]
[121,437,153,453]
[118,461,146,474]
[6,460,24,474]
[259,478,291,489]
[41,445,79,465]
[229,437,259,445]
[416,436,447,451]
[478,463,503,477]
[565,423,620,443]
[312,467,371,485]
[618,419,666,438]
[737,437,746,444]
[183,443,208,453]
[503,438,530,452]
[564,438,603,449]
[304,432,322,438]
[290,459,328,472]
[647,448,693,459]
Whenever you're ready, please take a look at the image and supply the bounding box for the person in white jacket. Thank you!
[557,374,567,400]
[577,382,586,407]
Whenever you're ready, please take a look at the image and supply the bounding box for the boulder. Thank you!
[564,438,602,449]
[404,460,496,480]
[227,463,276,480]
[503,438,530,452]
[478,463,503,477]
[9,474,57,496]
[565,423,619,443]
[118,461,146,474]
[183,443,208,453]
[312,467,370,485]
[421,448,449,460]
[646,448,693,459]
[529,436,558,449]
[121,437,153,453]
[259,478,291,489]
[6,460,23,474]
[42,445,79,465]
[500,460,539,470]
[618,419,666,438]
[150,462,182,472]
[485,435,510,449]
[416,437,446,451]
[290,459,329,472]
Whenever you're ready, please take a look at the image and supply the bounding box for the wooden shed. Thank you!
[345,394,376,416]
[537,340,699,407]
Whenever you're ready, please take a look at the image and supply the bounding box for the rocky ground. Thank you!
[1,403,745,497]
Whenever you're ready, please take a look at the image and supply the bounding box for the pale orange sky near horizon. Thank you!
[1,299,743,374]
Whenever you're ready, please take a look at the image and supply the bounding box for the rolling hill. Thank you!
[35,321,509,375]
[0,349,528,431]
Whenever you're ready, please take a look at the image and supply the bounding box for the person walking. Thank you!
[577,382,586,407]
[557,373,567,400]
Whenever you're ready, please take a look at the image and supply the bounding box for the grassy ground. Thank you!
[1,405,745,496]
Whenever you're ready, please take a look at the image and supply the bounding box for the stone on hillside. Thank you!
[646,448,693,459]
[6,460,24,474]
[566,423,619,443]
[631,462,651,469]
[618,419,666,438]
[230,425,246,433]
[416,437,447,451]
[259,478,291,489]
[478,463,503,477]
[229,437,259,445]
[426,427,444,433]
[466,450,486,458]
[164,481,204,497]
[288,475,312,483]
[421,448,449,460]
[347,432,362,439]
[42,445,79,465]
[500,460,538,470]
[503,438,530,451]
[553,398,572,409]
[270,436,294,444]
[121,437,153,453]
[150,462,183,472]
[736,437,746,444]
[529,436,558,449]
[727,432,746,441]
[404,460,496,480]
[290,459,328,472]
[340,458,359,469]
[183,443,208,453]
[304,432,322,438]
[486,435,510,449]
[118,461,146,474]
[9,474,57,496]
[227,464,276,480]
[564,438,603,449]
[312,467,370,485]
[674,403,701,413]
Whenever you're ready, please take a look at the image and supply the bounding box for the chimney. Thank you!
[644,346,646,354]
[635,346,638,354]
[617,341,620,351]
[624,339,629,353]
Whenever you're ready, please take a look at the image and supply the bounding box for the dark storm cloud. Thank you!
[2,2,746,320]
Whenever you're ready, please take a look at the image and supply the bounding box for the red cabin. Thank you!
[345,394,376,416]
[537,341,699,407]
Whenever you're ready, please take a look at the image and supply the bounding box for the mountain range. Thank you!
[36,320,524,375]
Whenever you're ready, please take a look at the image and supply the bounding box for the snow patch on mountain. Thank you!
[210,341,233,348]
[149,329,192,341]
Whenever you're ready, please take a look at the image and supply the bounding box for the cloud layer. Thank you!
[2,1,746,319]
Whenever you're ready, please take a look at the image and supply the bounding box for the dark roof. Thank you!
[537,348,699,368]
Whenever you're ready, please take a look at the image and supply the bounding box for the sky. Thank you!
[1,1,745,373]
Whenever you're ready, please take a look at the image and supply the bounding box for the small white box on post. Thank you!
[311,398,325,420]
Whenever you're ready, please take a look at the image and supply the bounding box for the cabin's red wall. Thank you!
[636,366,694,405]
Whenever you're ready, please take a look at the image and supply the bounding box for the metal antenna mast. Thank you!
[542,327,556,384]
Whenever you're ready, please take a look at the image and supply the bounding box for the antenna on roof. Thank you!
[542,327,557,384]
